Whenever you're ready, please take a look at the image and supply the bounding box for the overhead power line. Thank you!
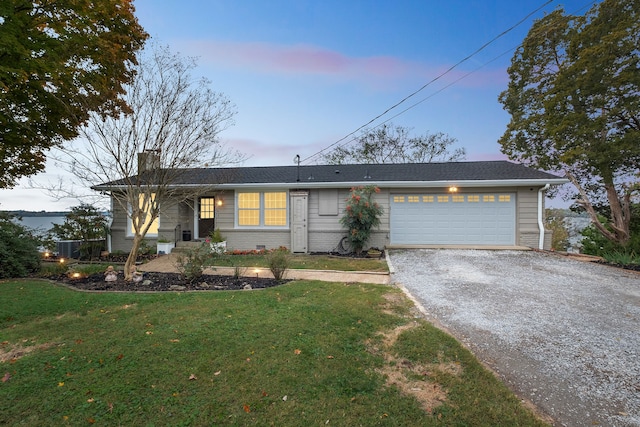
[300,0,555,165]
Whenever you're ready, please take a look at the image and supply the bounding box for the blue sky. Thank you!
[1,0,599,210]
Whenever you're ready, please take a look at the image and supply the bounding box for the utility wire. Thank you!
[300,0,554,165]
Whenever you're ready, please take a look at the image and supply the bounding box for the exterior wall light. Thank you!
[448,186,458,193]
[217,199,223,207]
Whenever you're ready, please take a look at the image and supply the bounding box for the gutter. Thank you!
[538,183,551,250]
[92,178,569,191]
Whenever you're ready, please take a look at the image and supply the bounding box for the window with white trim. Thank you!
[237,191,288,227]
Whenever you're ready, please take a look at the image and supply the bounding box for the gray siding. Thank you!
[109,185,548,253]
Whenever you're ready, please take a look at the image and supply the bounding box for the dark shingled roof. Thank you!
[95,161,566,188]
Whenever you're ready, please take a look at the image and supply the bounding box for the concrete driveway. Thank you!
[388,249,640,427]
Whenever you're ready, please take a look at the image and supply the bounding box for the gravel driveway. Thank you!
[389,249,640,427]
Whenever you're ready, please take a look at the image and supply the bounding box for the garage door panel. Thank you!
[391,193,515,245]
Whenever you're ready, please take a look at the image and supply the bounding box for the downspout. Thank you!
[538,184,550,250]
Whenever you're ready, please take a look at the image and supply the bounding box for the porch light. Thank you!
[448,186,458,193]
[217,199,223,207]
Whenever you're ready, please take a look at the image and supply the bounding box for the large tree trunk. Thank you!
[124,233,144,282]
[566,172,630,246]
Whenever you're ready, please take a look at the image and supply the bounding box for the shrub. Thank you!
[601,250,640,266]
[175,242,218,283]
[340,185,384,255]
[48,204,107,260]
[266,247,290,281]
[0,212,41,278]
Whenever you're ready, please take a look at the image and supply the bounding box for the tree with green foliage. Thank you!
[498,0,639,247]
[49,204,108,260]
[545,209,569,252]
[322,123,465,165]
[0,0,148,188]
[0,212,41,278]
[340,186,384,255]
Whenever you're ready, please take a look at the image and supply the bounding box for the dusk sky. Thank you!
[1,0,599,211]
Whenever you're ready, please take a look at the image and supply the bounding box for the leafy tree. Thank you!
[498,0,640,246]
[545,209,569,252]
[340,186,384,255]
[0,0,148,188]
[322,123,465,164]
[0,212,41,278]
[55,45,241,281]
[49,204,108,260]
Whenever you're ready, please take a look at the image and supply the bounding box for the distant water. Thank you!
[15,216,66,234]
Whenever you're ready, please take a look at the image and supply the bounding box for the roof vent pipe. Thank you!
[538,183,550,250]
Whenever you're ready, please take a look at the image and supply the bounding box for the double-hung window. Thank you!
[237,191,287,227]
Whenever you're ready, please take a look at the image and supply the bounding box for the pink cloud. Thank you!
[179,40,504,88]
[184,40,411,78]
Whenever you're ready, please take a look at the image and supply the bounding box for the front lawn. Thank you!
[0,280,547,426]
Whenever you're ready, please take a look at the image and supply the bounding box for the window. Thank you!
[468,195,480,202]
[393,196,405,203]
[128,193,158,236]
[238,192,260,226]
[408,196,419,203]
[483,195,495,202]
[200,197,215,219]
[499,195,511,202]
[422,195,434,203]
[319,189,338,215]
[437,195,449,203]
[237,191,287,227]
[452,195,464,202]
[264,192,287,225]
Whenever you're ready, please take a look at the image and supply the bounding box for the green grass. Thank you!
[214,253,389,272]
[0,279,547,426]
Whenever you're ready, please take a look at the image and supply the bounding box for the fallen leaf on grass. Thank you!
[294,349,301,355]
[326,355,334,359]
[189,374,197,381]
[145,331,153,335]
[116,354,124,361]
[243,404,250,413]
[2,372,10,382]
[58,382,64,387]
[87,398,94,403]
[214,371,221,376]
[169,339,180,343]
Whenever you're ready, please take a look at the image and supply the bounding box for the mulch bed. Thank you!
[55,272,288,292]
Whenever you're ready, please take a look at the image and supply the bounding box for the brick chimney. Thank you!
[137,149,161,173]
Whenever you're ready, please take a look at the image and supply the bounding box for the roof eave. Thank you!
[94,178,568,191]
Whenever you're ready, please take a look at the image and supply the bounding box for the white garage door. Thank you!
[390,193,516,245]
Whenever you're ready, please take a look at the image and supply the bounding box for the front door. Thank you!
[290,191,308,253]
[198,197,216,239]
